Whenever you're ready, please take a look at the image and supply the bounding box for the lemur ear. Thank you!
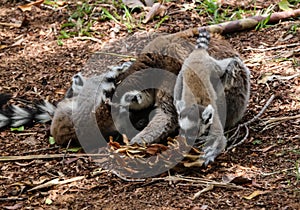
[202,104,214,125]
[65,73,85,99]
[73,73,85,87]
[175,100,186,114]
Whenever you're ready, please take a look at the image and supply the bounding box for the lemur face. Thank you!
[178,104,214,141]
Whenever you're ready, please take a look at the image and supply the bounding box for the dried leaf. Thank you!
[18,0,44,12]
[55,0,67,6]
[183,160,204,168]
[122,134,130,145]
[243,190,269,200]
[222,174,252,185]
[54,89,66,95]
[143,3,167,23]
[0,45,8,50]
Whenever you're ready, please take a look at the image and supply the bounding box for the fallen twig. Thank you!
[226,94,275,150]
[260,167,296,177]
[0,153,108,162]
[20,146,60,155]
[261,114,300,124]
[110,170,146,182]
[74,36,103,43]
[244,43,300,51]
[28,176,85,192]
[260,114,300,131]
[151,174,245,190]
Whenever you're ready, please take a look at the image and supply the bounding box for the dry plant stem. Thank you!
[244,43,300,51]
[151,175,245,189]
[20,146,60,154]
[74,36,103,43]
[62,139,72,168]
[227,94,275,150]
[261,167,295,177]
[0,153,109,162]
[192,184,214,200]
[262,114,300,124]
[110,170,146,182]
[0,197,25,201]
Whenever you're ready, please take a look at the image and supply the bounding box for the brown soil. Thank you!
[0,1,299,209]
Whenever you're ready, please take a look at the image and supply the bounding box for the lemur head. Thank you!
[65,73,86,99]
[177,102,214,140]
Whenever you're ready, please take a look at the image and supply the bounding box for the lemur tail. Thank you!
[0,94,56,129]
[0,61,133,130]
[196,28,210,49]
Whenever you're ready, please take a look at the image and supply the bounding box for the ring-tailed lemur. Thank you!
[4,28,249,161]
[173,29,250,165]
[0,62,133,131]
[51,28,248,149]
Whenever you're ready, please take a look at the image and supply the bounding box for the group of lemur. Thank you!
[0,28,250,165]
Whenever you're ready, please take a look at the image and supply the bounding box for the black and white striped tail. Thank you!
[196,28,210,49]
[0,94,56,129]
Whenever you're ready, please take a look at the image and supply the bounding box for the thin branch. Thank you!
[261,114,300,124]
[243,43,300,51]
[261,167,295,177]
[74,36,103,43]
[0,153,109,162]
[226,94,275,150]
[110,170,146,182]
[151,175,245,190]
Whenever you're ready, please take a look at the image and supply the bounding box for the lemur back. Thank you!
[48,28,249,155]
[174,29,250,165]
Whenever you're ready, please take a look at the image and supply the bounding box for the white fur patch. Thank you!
[105,70,119,79]
[38,101,56,115]
[179,117,197,131]
[202,104,214,125]
[0,113,10,128]
[11,105,31,120]
[101,82,115,92]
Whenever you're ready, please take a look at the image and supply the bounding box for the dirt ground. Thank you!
[0,0,300,209]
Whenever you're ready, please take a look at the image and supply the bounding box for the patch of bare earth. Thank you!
[0,0,299,209]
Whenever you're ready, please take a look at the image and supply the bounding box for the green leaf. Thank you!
[252,139,262,145]
[278,0,292,11]
[49,136,56,145]
[10,126,24,132]
[59,30,70,39]
[57,40,64,46]
[67,147,82,152]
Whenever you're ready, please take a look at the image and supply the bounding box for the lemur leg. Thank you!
[130,91,178,144]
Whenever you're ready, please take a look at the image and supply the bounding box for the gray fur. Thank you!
[174,29,250,165]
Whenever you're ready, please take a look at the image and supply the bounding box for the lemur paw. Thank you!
[202,135,226,166]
